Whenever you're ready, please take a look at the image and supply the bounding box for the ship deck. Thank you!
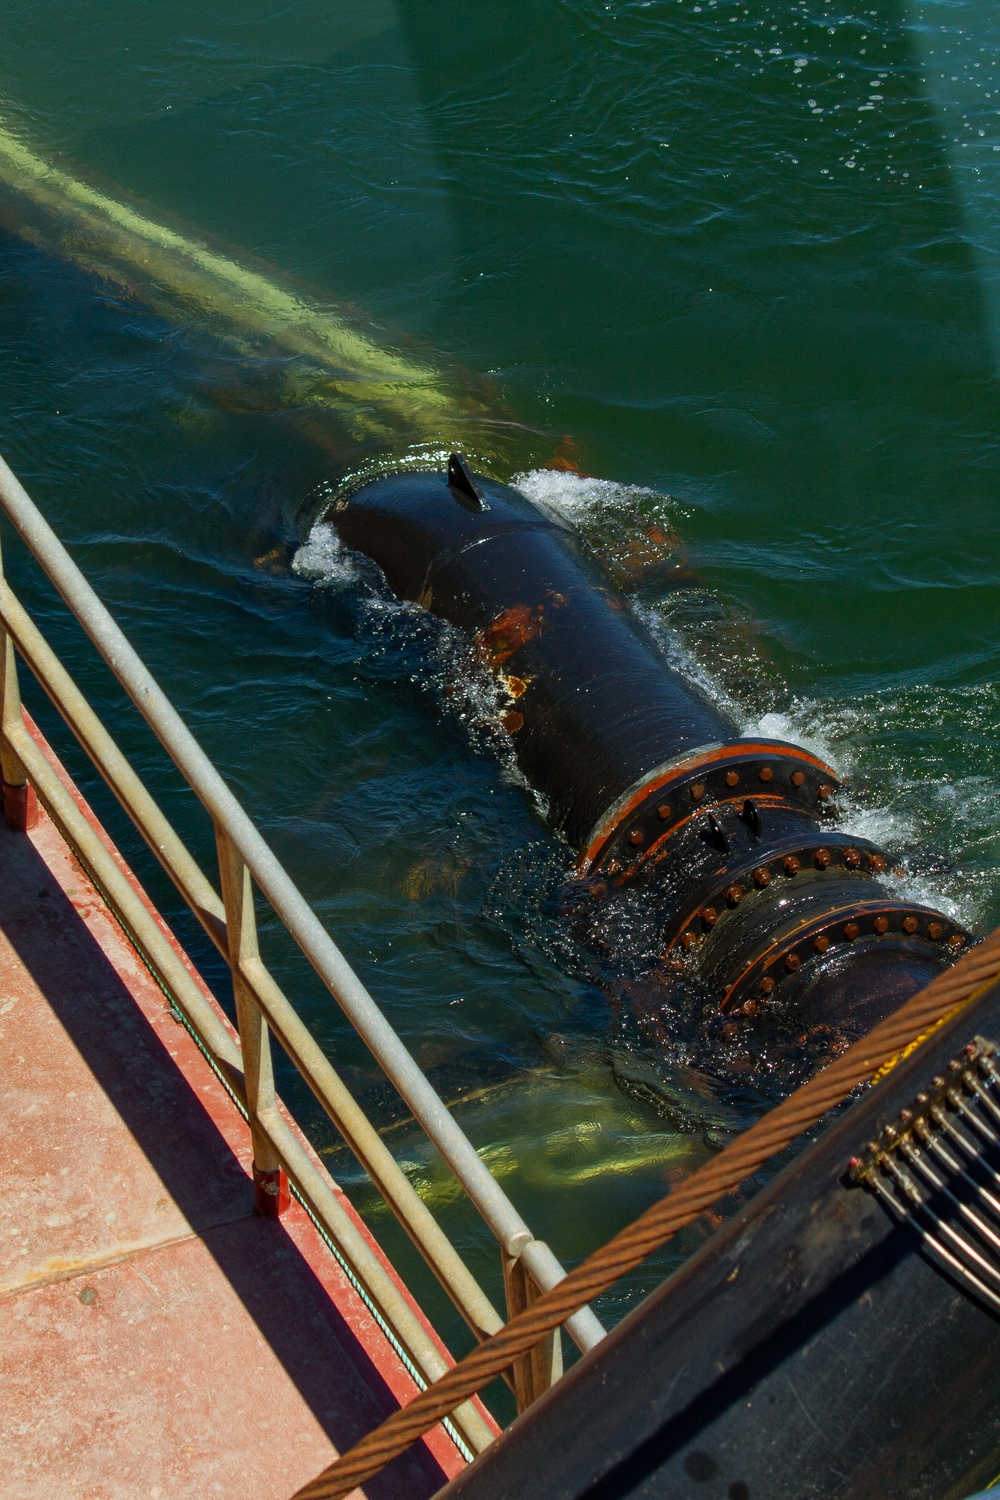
[0,726,473,1499]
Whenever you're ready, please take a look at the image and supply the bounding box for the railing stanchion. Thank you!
[216,823,289,1217]
[0,532,36,832]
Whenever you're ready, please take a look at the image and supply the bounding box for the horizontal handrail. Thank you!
[0,580,228,945]
[0,452,605,1365]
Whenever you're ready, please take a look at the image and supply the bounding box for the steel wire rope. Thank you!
[291,927,1000,1500]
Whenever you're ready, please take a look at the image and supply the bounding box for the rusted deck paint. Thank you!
[0,718,487,1499]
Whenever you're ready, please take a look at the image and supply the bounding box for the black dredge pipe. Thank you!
[331,458,971,1031]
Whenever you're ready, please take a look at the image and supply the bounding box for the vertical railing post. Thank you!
[215,822,289,1217]
[502,1250,563,1413]
[0,531,37,832]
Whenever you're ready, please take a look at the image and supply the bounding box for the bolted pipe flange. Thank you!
[720,904,974,1015]
[577,741,846,880]
[660,832,896,957]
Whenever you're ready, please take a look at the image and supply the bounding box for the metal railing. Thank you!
[0,452,604,1453]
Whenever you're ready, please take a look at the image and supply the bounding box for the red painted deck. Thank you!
[0,730,484,1499]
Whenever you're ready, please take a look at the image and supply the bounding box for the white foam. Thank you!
[427,622,526,779]
[835,796,919,854]
[635,602,747,724]
[291,522,359,588]
[736,687,1000,931]
[511,467,685,524]
[740,709,840,772]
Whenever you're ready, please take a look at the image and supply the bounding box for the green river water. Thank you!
[2,0,1000,1398]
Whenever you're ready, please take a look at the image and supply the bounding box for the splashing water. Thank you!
[291,522,359,589]
[512,467,680,526]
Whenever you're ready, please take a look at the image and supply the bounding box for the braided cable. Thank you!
[292,930,1000,1500]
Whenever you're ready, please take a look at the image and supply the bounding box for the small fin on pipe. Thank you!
[448,452,488,512]
[742,798,762,838]
[704,812,731,854]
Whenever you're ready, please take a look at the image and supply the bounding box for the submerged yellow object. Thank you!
[0,118,485,448]
[323,1067,710,1216]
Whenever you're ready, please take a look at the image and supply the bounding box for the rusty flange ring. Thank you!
[719,902,973,1015]
[577,740,842,879]
[663,833,893,955]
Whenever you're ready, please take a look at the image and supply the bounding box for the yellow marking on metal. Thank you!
[870,1013,958,1084]
[868,978,994,1084]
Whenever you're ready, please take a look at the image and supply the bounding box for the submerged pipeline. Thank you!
[0,116,502,463]
[330,456,974,1054]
